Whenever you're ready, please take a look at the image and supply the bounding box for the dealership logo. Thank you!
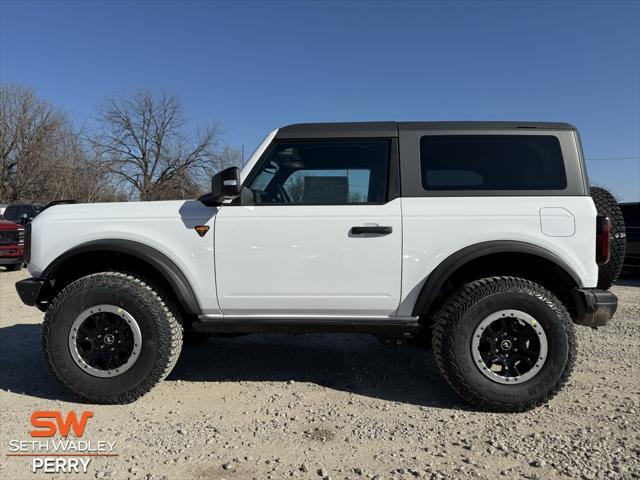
[6,411,117,474]
[30,411,94,437]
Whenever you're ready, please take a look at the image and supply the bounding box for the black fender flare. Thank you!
[411,240,582,317]
[41,239,202,314]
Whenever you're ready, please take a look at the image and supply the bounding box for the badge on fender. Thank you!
[194,225,210,237]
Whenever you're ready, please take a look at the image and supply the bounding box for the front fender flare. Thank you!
[41,239,202,315]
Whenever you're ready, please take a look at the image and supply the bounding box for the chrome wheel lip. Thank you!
[471,309,548,385]
[68,304,142,378]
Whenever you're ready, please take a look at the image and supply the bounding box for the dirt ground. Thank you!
[1,268,639,480]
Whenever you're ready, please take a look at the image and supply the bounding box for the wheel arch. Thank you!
[411,240,582,321]
[40,239,202,315]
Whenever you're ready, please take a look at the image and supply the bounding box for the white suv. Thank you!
[16,121,618,411]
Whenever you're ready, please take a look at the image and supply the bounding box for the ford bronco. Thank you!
[16,122,619,411]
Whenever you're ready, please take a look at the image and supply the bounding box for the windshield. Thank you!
[239,129,278,183]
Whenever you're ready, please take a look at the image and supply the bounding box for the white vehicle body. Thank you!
[27,194,598,318]
[18,121,619,409]
[27,122,598,322]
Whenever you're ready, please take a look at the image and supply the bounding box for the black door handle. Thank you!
[350,226,393,235]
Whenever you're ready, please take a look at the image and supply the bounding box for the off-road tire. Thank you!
[432,276,576,412]
[42,272,183,404]
[591,186,626,289]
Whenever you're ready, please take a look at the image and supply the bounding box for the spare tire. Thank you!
[590,187,626,289]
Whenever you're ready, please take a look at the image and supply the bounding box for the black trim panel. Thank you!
[411,240,582,317]
[41,239,202,314]
[388,137,401,200]
[0,257,24,265]
[571,288,618,328]
[15,277,44,306]
[193,317,419,334]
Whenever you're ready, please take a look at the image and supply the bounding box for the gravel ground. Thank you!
[1,268,639,480]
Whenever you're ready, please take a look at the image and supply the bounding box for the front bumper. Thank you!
[572,288,618,328]
[0,256,24,265]
[15,277,45,306]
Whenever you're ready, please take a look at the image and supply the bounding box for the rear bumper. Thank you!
[15,277,44,306]
[572,288,618,328]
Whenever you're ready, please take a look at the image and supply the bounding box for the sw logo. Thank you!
[30,410,93,437]
[7,411,106,474]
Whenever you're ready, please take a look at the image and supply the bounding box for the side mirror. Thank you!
[20,214,31,225]
[199,167,241,206]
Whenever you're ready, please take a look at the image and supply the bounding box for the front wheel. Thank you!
[432,276,576,412]
[42,272,183,404]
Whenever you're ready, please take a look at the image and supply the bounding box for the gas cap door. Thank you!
[540,207,575,237]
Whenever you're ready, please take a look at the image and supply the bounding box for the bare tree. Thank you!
[44,130,124,203]
[1,85,240,204]
[216,146,244,170]
[0,85,119,204]
[92,90,223,200]
[0,85,66,201]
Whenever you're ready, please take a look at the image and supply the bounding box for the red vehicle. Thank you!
[0,219,24,271]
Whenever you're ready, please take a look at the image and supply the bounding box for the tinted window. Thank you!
[3,205,18,221]
[2,205,41,221]
[244,140,390,204]
[19,206,32,217]
[420,135,567,191]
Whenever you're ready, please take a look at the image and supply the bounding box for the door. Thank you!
[214,138,402,317]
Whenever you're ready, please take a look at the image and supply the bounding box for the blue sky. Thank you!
[1,0,639,200]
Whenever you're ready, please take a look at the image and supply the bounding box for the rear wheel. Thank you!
[42,272,183,404]
[591,186,626,289]
[432,276,576,412]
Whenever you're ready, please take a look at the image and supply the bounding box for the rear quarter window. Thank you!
[420,135,567,191]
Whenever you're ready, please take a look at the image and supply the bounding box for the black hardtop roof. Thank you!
[276,121,577,139]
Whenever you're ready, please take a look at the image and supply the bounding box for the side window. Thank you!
[244,140,390,205]
[282,169,371,203]
[420,135,567,191]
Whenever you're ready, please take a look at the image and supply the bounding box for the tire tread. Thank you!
[432,276,576,412]
[41,271,183,404]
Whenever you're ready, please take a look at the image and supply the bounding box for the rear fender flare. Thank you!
[411,240,582,317]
